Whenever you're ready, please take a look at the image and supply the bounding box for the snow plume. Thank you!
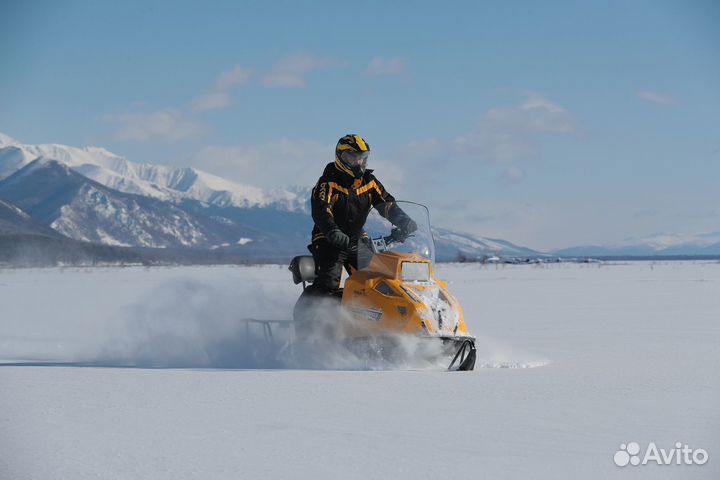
[102,278,285,368]
[0,269,290,367]
[286,296,452,371]
[102,281,453,370]
[0,267,547,370]
[0,268,465,371]
[472,335,549,369]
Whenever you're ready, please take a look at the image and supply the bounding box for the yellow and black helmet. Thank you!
[335,134,370,178]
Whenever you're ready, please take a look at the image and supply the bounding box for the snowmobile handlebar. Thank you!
[382,234,396,246]
[368,230,414,254]
[379,233,406,247]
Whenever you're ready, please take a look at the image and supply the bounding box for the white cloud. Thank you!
[402,137,449,164]
[192,65,253,112]
[365,57,406,76]
[481,91,575,134]
[192,138,333,188]
[107,109,207,143]
[191,92,232,112]
[382,92,575,196]
[503,166,525,183]
[261,53,334,88]
[453,129,536,163]
[214,65,253,90]
[637,90,676,106]
[454,91,576,163]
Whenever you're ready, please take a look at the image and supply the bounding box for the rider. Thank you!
[304,134,417,296]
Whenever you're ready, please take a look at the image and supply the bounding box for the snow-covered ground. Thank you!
[1,262,718,479]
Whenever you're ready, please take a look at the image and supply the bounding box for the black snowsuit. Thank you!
[305,160,410,295]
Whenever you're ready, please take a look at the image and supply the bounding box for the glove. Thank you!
[390,218,417,243]
[390,227,409,243]
[401,218,418,234]
[326,229,350,251]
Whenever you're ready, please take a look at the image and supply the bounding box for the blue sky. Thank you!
[1,0,718,249]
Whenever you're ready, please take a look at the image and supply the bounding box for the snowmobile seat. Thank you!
[289,255,316,284]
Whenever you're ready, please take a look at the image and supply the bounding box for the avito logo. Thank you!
[614,442,709,467]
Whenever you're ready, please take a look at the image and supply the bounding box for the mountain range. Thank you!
[0,132,543,265]
[553,231,720,257]
[3,132,714,266]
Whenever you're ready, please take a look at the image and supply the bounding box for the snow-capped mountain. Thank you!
[553,231,720,256]
[0,157,312,252]
[0,132,308,212]
[0,158,219,247]
[433,227,545,261]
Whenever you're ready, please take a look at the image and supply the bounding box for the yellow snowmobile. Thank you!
[288,201,476,371]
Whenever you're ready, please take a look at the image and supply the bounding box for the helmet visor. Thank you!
[340,150,369,167]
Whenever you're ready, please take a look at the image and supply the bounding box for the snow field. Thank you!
[0,261,718,479]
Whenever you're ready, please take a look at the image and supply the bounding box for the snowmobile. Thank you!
[245,201,476,371]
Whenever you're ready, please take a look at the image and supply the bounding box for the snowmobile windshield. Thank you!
[357,201,435,270]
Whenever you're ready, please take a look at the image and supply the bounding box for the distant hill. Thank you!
[433,227,546,261]
[553,231,720,257]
